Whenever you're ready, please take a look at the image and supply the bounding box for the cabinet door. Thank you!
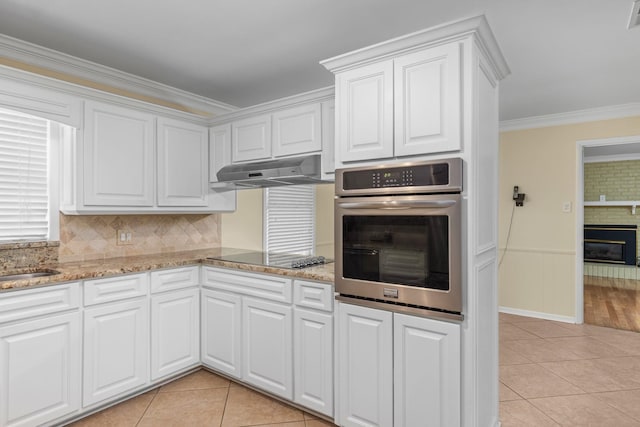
[0,312,81,427]
[337,303,392,427]
[272,103,321,157]
[201,289,242,378]
[151,288,200,381]
[83,298,149,407]
[242,297,293,399]
[293,308,333,417]
[232,114,272,162]
[394,43,461,156]
[336,61,393,163]
[209,123,231,182]
[83,100,155,206]
[157,118,208,207]
[394,313,460,427]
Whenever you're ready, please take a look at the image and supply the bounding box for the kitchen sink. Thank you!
[0,269,60,282]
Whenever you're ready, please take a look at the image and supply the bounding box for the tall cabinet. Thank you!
[322,15,510,427]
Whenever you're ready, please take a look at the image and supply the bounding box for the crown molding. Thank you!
[0,33,237,117]
[320,14,510,80]
[499,103,640,132]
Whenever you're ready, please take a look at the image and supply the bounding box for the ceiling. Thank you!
[0,0,638,122]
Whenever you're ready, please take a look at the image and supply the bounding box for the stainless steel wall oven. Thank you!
[335,158,463,320]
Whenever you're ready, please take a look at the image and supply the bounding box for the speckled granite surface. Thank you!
[0,248,335,291]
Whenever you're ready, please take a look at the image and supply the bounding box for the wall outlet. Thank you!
[116,229,133,245]
[562,201,572,213]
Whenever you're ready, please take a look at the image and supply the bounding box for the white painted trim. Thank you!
[575,142,585,325]
[497,247,576,255]
[499,306,577,324]
[0,64,214,124]
[500,103,640,132]
[584,153,640,163]
[0,33,236,117]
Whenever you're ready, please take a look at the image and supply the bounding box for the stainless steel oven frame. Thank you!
[334,158,463,321]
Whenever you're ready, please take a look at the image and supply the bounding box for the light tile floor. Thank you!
[500,312,640,426]
[69,313,640,426]
[67,370,336,427]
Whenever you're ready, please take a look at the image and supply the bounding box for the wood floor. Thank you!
[584,275,640,332]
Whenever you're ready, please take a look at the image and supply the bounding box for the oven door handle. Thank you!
[337,199,457,209]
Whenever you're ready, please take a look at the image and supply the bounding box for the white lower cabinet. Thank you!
[337,302,460,427]
[0,312,81,427]
[337,303,393,427]
[82,298,149,407]
[201,267,334,417]
[293,307,333,417]
[151,287,200,381]
[394,313,460,427]
[243,297,293,400]
[201,288,242,378]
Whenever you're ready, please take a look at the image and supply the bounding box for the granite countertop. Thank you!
[0,248,335,292]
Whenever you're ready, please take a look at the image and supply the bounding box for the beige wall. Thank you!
[220,189,264,251]
[220,184,335,256]
[315,183,335,258]
[498,116,640,318]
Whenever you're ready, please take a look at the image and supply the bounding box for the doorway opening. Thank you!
[577,136,640,332]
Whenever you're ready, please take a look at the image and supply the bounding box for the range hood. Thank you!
[213,154,327,189]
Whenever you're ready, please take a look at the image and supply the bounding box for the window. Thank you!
[0,107,58,242]
[264,185,315,256]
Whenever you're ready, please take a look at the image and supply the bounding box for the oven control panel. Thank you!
[343,163,449,190]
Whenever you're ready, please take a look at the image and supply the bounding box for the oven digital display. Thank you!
[343,163,449,190]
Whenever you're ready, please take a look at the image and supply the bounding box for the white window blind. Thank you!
[264,185,315,257]
[0,107,50,242]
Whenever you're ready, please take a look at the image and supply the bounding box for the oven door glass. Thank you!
[342,215,449,291]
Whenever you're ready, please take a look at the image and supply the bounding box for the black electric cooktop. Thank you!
[207,249,332,270]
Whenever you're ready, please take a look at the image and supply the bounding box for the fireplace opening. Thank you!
[584,225,637,266]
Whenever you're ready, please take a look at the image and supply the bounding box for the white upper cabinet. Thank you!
[83,100,155,206]
[62,100,236,214]
[209,123,231,183]
[157,117,208,207]
[333,44,461,164]
[209,87,335,175]
[232,114,272,162]
[272,103,322,157]
[336,61,394,163]
[394,44,461,156]
[321,100,335,175]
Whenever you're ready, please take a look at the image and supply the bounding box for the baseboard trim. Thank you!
[499,306,577,324]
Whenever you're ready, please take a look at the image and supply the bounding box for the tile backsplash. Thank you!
[59,213,221,262]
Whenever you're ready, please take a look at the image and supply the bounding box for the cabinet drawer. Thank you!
[84,273,148,306]
[202,267,292,303]
[150,266,199,294]
[0,282,80,324]
[293,280,333,312]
